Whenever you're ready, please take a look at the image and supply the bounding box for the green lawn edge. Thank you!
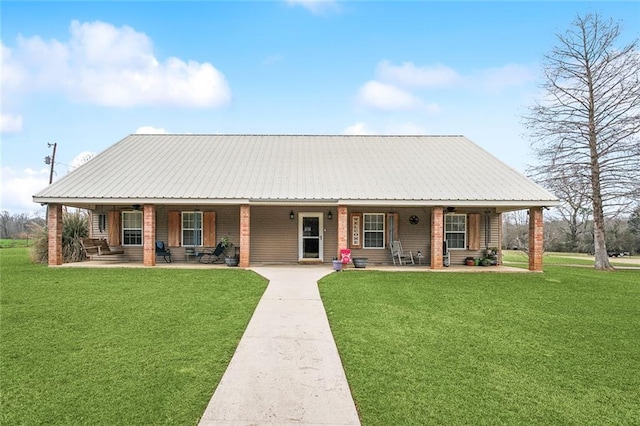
[319,267,640,425]
[1,248,268,425]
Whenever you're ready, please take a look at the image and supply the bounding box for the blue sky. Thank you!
[1,0,638,214]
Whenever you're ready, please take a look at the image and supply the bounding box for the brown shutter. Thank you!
[203,212,216,247]
[168,211,181,247]
[468,213,481,250]
[349,213,362,249]
[108,210,121,246]
[387,212,399,246]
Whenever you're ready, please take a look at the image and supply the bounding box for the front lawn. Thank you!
[320,267,640,425]
[1,249,267,425]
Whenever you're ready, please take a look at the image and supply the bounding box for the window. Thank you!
[445,214,466,249]
[363,213,385,248]
[98,213,107,233]
[182,212,202,246]
[122,211,143,246]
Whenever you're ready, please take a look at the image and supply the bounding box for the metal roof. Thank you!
[33,134,558,209]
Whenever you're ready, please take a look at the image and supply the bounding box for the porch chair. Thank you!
[443,240,451,267]
[155,241,172,263]
[390,240,414,265]
[198,241,226,264]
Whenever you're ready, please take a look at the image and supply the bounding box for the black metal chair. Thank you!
[155,241,172,263]
[198,242,226,264]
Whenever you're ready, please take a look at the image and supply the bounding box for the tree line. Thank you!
[0,211,45,241]
[503,205,640,255]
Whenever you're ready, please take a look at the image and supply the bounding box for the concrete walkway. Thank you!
[198,266,361,426]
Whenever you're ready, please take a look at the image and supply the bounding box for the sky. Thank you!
[1,0,638,215]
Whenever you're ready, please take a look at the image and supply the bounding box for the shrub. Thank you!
[30,209,89,263]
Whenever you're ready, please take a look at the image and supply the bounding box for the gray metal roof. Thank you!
[33,134,558,209]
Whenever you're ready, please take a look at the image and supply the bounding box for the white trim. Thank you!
[363,213,385,249]
[298,213,323,262]
[121,210,143,246]
[445,213,466,250]
[181,211,203,247]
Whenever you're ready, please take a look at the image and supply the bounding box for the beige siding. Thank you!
[89,205,502,265]
[346,207,432,265]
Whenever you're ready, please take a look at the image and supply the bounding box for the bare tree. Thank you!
[524,13,640,270]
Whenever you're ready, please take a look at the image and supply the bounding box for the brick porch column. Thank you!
[239,205,250,267]
[431,207,444,269]
[528,207,544,272]
[48,203,63,266]
[337,205,348,258]
[143,204,156,266]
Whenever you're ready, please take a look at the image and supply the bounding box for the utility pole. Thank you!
[44,143,57,184]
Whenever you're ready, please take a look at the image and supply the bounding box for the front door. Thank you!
[299,213,323,261]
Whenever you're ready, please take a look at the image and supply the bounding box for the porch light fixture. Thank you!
[290,211,295,220]
[327,210,333,220]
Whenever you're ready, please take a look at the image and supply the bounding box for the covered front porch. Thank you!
[45,203,546,271]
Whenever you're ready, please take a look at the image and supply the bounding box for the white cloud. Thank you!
[377,60,461,88]
[2,20,231,108]
[69,151,96,171]
[343,122,372,135]
[387,121,428,135]
[475,63,535,93]
[358,80,437,112]
[343,121,428,136]
[0,167,50,214]
[135,126,168,134]
[0,113,23,134]
[286,0,340,15]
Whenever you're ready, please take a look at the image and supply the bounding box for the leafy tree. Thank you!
[524,13,640,270]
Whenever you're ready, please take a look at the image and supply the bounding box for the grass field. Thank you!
[0,248,267,425]
[319,266,640,425]
[502,249,638,268]
[0,239,31,248]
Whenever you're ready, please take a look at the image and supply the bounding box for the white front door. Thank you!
[299,213,323,261]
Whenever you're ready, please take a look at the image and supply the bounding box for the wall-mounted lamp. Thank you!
[327,210,333,220]
[290,210,295,220]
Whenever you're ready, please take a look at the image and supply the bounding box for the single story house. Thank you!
[33,134,558,270]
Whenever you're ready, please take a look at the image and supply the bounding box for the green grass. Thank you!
[1,248,267,425]
[502,250,636,268]
[0,239,31,248]
[320,267,640,425]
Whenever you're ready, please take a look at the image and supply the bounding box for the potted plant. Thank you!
[352,257,368,268]
[332,258,343,272]
[465,256,475,266]
[220,237,239,267]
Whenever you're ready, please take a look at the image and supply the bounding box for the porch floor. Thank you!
[59,260,529,272]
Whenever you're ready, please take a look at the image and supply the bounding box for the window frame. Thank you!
[121,210,143,246]
[363,213,385,249]
[182,211,203,247]
[445,213,467,250]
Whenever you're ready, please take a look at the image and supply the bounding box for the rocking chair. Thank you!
[155,241,172,263]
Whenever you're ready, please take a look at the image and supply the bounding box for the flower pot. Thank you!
[352,258,368,268]
[332,260,343,272]
[466,259,475,266]
[225,256,239,267]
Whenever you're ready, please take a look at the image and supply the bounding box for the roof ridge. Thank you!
[130,133,466,137]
